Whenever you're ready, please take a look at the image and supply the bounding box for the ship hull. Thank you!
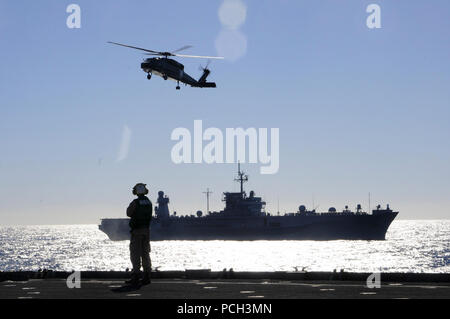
[99,212,398,241]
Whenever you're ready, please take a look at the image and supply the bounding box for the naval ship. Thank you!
[99,165,398,241]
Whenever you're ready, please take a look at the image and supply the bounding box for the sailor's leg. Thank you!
[141,230,151,273]
[140,230,151,285]
[130,231,142,274]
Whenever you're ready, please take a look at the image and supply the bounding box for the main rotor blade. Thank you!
[107,41,160,54]
[174,54,224,59]
[171,45,193,54]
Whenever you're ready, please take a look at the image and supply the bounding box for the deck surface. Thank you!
[1,278,449,299]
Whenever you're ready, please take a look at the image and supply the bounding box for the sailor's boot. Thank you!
[125,273,141,286]
[141,272,151,285]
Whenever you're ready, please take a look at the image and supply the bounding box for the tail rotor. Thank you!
[199,60,212,73]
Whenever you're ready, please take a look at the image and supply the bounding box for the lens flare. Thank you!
[218,0,247,29]
[215,29,247,62]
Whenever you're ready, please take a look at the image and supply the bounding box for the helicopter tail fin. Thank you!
[194,63,216,87]
[195,68,216,87]
[198,68,211,83]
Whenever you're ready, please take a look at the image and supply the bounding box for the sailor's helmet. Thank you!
[132,183,149,196]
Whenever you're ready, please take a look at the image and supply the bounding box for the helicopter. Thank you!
[108,41,224,90]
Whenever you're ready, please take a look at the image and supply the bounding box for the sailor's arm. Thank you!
[126,200,137,217]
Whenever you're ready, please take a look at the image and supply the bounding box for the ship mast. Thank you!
[235,162,248,196]
[203,188,213,214]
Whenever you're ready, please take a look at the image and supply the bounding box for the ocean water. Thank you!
[0,220,449,273]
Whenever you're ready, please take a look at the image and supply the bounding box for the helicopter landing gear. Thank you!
[147,73,152,80]
[163,75,168,80]
[176,81,180,90]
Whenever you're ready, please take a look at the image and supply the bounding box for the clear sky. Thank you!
[1,0,449,225]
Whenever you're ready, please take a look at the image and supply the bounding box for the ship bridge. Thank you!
[221,164,266,217]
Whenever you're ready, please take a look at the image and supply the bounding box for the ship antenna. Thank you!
[277,197,280,216]
[203,188,213,214]
[235,162,248,195]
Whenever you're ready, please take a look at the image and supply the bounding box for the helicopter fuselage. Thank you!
[141,58,215,88]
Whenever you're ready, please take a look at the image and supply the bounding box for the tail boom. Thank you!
[193,82,216,88]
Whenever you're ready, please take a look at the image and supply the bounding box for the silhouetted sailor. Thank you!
[126,183,153,286]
